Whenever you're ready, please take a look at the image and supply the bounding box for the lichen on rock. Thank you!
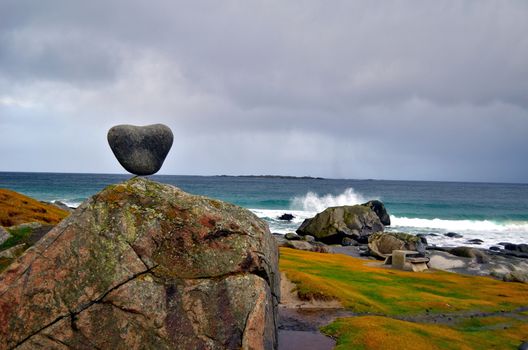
[0,177,279,350]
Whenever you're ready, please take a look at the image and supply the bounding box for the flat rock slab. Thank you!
[108,124,173,175]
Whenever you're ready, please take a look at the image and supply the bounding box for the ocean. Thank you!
[1,172,527,248]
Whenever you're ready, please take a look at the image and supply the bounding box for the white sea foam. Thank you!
[390,216,528,233]
[291,188,369,212]
[250,188,528,248]
[389,216,528,248]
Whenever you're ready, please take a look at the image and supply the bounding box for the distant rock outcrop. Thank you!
[296,205,383,244]
[0,178,279,350]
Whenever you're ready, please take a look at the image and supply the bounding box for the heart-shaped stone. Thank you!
[107,124,173,176]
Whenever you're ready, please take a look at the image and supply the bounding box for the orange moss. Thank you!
[0,189,69,227]
[322,316,528,350]
[279,247,528,315]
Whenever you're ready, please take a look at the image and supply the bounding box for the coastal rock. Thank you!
[51,200,74,212]
[361,200,391,226]
[341,237,356,246]
[0,243,27,259]
[278,213,295,221]
[296,205,383,244]
[285,232,301,240]
[466,239,484,245]
[107,124,174,176]
[445,232,463,238]
[303,235,315,242]
[284,240,330,253]
[449,247,490,264]
[0,177,279,350]
[502,271,528,283]
[367,232,425,259]
[504,243,528,254]
[0,227,8,245]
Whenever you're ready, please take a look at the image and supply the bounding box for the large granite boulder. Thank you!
[361,200,391,226]
[296,205,383,244]
[0,178,279,350]
[367,232,426,259]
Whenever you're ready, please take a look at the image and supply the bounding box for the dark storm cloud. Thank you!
[0,0,527,182]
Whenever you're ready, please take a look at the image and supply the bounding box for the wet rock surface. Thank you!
[296,205,383,244]
[107,124,174,176]
[0,178,279,350]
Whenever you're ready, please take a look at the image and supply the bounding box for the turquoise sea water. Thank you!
[1,172,527,248]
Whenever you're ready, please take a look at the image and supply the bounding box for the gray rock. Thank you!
[445,232,463,238]
[367,232,425,259]
[489,246,501,251]
[519,341,528,350]
[303,235,315,242]
[0,226,9,246]
[503,271,528,283]
[107,124,174,176]
[284,240,329,253]
[296,205,383,244]
[449,247,490,264]
[0,243,27,259]
[361,200,391,226]
[341,237,356,246]
[466,239,484,245]
[278,213,295,221]
[285,232,301,241]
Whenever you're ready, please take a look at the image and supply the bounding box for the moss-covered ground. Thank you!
[0,188,69,227]
[280,247,528,349]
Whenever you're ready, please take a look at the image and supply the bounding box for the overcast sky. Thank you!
[1,1,527,182]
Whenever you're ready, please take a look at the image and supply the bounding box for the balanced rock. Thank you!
[361,200,390,226]
[296,205,383,244]
[0,178,279,350]
[108,124,174,176]
[368,232,425,259]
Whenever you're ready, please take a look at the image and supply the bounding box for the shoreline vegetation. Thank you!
[280,247,528,349]
[1,184,527,349]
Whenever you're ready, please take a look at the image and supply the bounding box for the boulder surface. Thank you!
[361,200,391,226]
[367,232,426,259]
[0,178,279,350]
[296,205,383,244]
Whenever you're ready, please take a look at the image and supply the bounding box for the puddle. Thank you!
[278,330,335,350]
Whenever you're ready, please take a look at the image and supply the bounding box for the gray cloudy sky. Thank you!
[1,1,527,182]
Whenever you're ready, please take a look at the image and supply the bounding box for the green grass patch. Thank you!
[0,226,31,250]
[280,248,528,316]
[321,316,528,350]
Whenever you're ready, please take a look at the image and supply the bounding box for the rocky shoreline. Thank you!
[273,200,528,284]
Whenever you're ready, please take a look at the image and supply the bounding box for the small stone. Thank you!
[466,239,484,245]
[341,237,356,246]
[444,232,463,238]
[518,341,528,350]
[107,124,174,176]
[284,232,301,241]
[489,246,501,251]
[303,235,315,242]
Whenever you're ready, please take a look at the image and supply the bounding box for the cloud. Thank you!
[0,0,527,182]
